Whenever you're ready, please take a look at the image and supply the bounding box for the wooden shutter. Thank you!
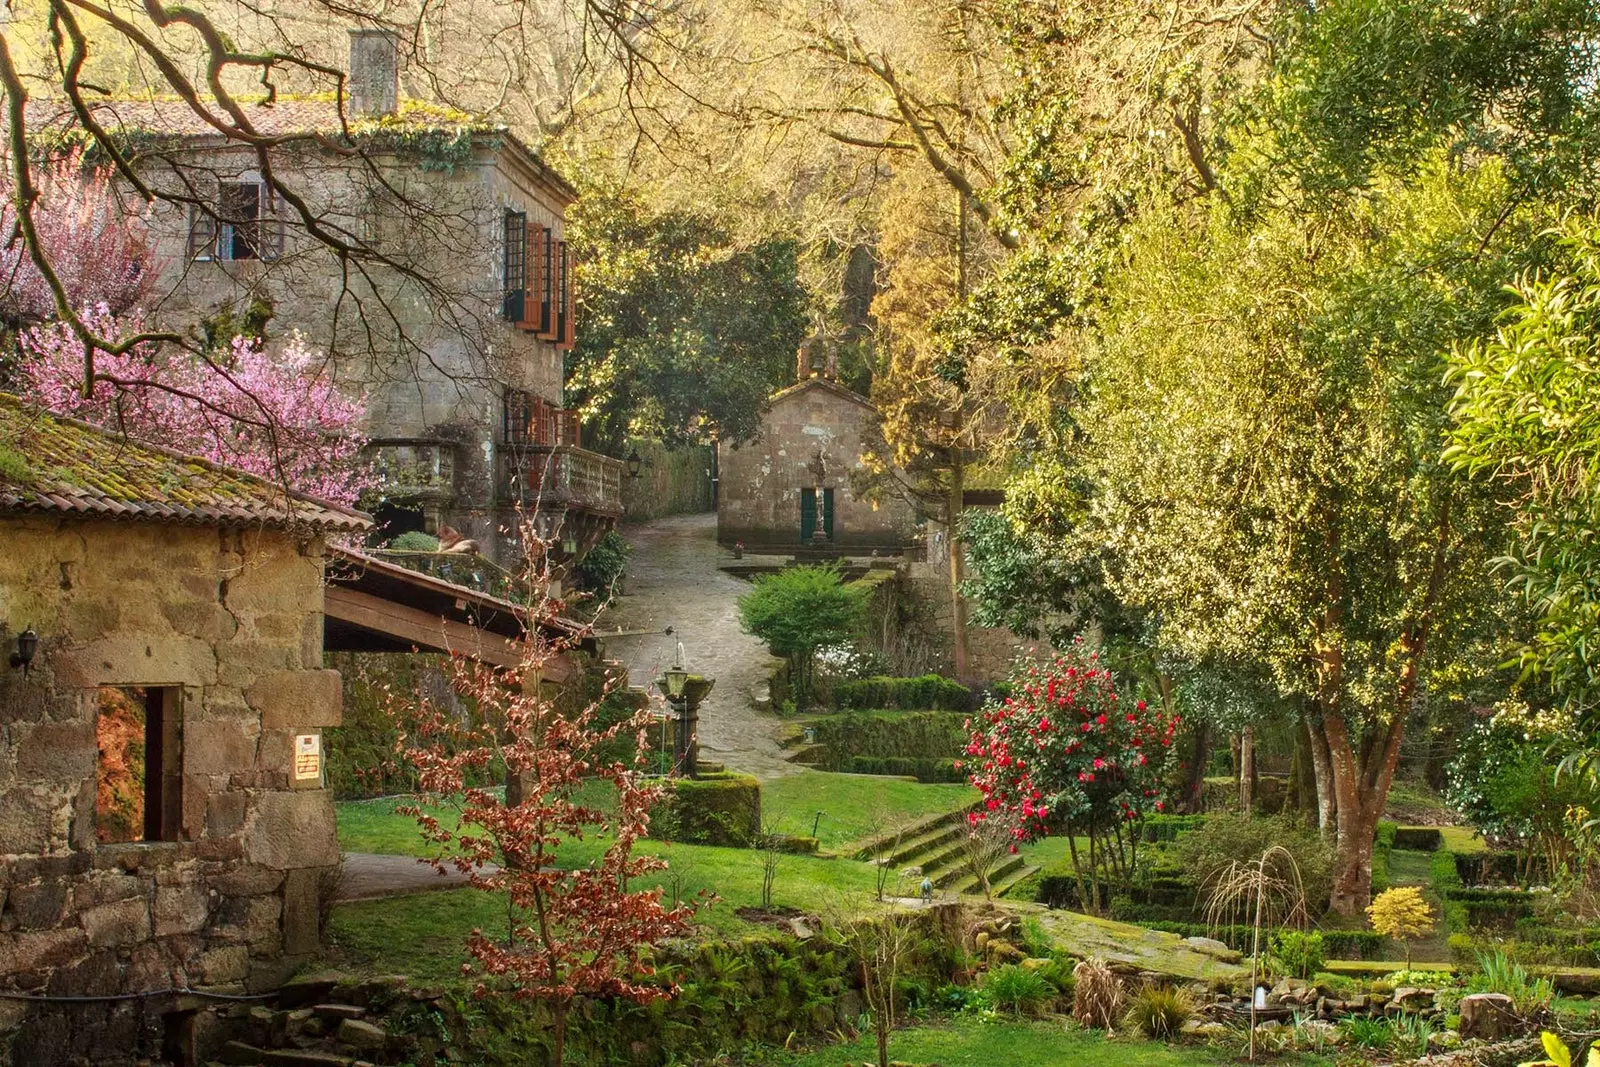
[187,204,217,261]
[520,222,540,330]
[557,241,575,350]
[503,211,526,322]
[536,227,559,341]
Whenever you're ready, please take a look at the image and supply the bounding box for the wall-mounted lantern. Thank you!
[9,628,38,677]
[625,449,643,479]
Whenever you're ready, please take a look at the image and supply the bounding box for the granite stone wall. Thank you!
[0,517,343,1064]
[716,379,916,552]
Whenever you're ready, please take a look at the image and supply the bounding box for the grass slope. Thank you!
[761,771,977,852]
[764,1018,1331,1066]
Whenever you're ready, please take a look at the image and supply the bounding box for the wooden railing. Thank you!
[499,445,624,515]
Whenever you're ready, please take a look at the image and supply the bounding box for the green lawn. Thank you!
[1437,825,1489,854]
[761,771,977,852]
[762,1017,1331,1066]
[338,773,975,860]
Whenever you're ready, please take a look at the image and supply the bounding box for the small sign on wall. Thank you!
[294,733,322,784]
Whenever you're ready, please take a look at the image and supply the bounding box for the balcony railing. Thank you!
[499,445,624,515]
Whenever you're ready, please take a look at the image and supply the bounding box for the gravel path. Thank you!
[597,513,797,779]
[335,853,498,902]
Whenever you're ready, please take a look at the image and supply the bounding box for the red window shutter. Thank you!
[536,227,559,341]
[528,222,547,329]
[558,241,575,350]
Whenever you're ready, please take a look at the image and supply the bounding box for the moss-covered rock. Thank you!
[654,771,761,847]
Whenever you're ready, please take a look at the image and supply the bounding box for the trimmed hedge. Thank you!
[653,771,761,847]
[1393,827,1443,851]
[1454,850,1546,886]
[834,674,974,712]
[1134,922,1386,961]
[811,710,967,765]
[1141,814,1207,843]
[1371,821,1398,895]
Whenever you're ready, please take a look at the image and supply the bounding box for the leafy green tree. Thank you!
[1445,218,1600,708]
[566,188,808,451]
[737,563,870,709]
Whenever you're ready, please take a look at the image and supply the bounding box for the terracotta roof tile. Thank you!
[0,393,370,533]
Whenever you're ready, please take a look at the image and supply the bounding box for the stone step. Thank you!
[223,1042,355,1066]
[951,854,1032,897]
[883,822,963,867]
[852,808,966,861]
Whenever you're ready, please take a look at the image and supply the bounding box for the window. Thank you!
[503,210,526,321]
[95,686,182,844]
[556,240,575,350]
[188,178,282,262]
[219,182,262,260]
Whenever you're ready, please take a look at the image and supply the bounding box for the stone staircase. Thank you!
[854,809,1038,899]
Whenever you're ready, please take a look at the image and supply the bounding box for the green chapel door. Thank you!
[800,488,835,542]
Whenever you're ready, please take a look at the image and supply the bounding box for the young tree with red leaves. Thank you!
[960,640,1179,914]
[393,555,700,1066]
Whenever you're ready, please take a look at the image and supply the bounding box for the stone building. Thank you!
[0,395,368,1062]
[717,365,917,555]
[57,29,622,569]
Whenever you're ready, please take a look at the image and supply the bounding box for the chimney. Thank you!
[348,29,399,117]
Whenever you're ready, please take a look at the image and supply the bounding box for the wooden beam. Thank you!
[324,586,575,682]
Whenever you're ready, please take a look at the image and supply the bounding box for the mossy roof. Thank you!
[0,393,370,533]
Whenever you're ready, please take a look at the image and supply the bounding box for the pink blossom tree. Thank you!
[0,152,155,326]
[17,305,369,507]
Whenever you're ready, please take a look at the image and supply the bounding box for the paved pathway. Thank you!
[335,852,499,902]
[597,513,797,779]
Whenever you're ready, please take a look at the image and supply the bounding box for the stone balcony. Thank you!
[498,444,625,517]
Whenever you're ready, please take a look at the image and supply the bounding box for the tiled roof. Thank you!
[767,376,875,410]
[0,394,370,533]
[23,95,578,200]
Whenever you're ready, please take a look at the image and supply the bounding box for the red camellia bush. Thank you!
[960,639,1179,912]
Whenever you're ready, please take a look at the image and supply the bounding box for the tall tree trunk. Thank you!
[947,450,970,678]
[1305,714,1337,834]
[1238,725,1256,813]
[1183,717,1211,814]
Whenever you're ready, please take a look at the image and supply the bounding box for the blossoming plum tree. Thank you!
[961,640,1179,913]
[17,305,369,507]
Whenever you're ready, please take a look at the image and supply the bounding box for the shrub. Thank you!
[1467,948,1554,1017]
[652,772,761,847]
[831,755,965,782]
[1270,930,1326,980]
[812,711,968,763]
[983,963,1054,1016]
[1177,814,1335,912]
[1431,850,1464,892]
[738,564,870,709]
[388,530,441,551]
[1368,887,1437,967]
[574,530,630,597]
[834,674,973,712]
[1124,984,1193,1040]
[1341,1016,1394,1050]
[1071,957,1125,1029]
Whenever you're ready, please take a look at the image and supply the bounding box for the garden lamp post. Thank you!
[663,641,691,776]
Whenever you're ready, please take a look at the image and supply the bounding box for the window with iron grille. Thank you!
[503,210,527,321]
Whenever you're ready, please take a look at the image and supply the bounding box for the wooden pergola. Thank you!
[322,547,590,683]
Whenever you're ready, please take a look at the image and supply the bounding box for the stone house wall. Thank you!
[717,379,916,552]
[0,516,343,1061]
[137,137,574,563]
